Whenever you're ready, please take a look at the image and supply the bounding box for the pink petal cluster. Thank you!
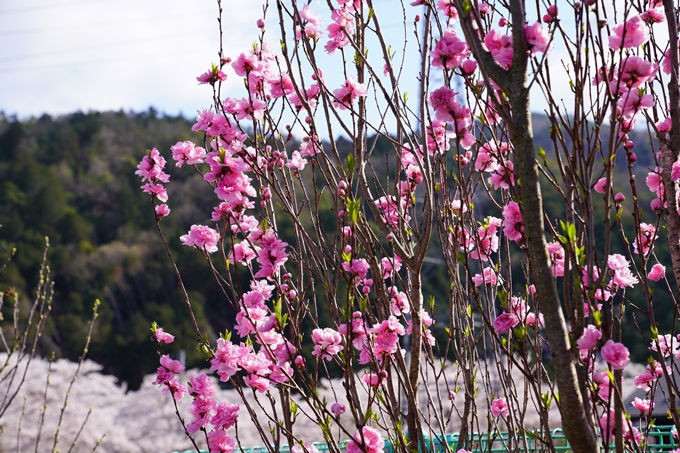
[429,86,475,148]
[431,28,469,69]
[332,76,367,110]
[607,254,639,289]
[325,8,355,55]
[196,64,227,85]
[152,354,187,401]
[632,223,657,255]
[609,15,650,49]
[524,22,551,54]
[171,140,206,167]
[181,225,221,254]
[137,148,170,203]
[484,29,513,68]
[472,267,500,287]
[577,325,602,351]
[345,427,384,453]
[153,327,175,344]
[502,201,524,242]
[311,327,344,360]
[470,217,502,261]
[648,263,666,281]
[491,397,510,418]
[493,312,519,334]
[601,339,630,370]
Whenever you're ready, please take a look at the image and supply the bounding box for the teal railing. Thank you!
[165,425,678,453]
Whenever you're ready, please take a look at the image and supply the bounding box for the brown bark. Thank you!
[452,0,600,451]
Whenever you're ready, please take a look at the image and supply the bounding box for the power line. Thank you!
[0,29,209,63]
[0,45,212,73]
[0,9,216,36]
[0,0,102,15]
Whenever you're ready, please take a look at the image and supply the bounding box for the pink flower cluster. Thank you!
[153,354,187,401]
[502,201,524,242]
[429,86,475,148]
[312,328,344,360]
[431,28,469,70]
[136,148,171,217]
[607,254,638,289]
[345,427,383,453]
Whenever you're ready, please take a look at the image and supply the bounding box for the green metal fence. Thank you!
[165,425,678,453]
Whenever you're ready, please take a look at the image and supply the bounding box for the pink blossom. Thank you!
[210,338,247,381]
[658,117,673,133]
[436,0,458,20]
[253,231,289,279]
[494,312,519,334]
[524,22,551,54]
[212,402,240,429]
[547,241,565,277]
[617,90,655,119]
[181,225,220,254]
[269,73,294,98]
[296,5,323,41]
[649,333,679,357]
[188,373,215,397]
[484,29,513,68]
[207,430,236,453]
[632,397,654,413]
[171,140,206,167]
[141,182,168,203]
[473,267,500,287]
[154,204,170,218]
[491,397,510,418]
[312,328,344,360]
[196,65,227,85]
[648,263,666,281]
[601,339,630,369]
[153,327,174,344]
[594,177,608,194]
[502,201,524,242]
[609,15,650,49]
[634,370,657,390]
[381,255,402,279]
[607,254,639,289]
[160,354,185,373]
[577,325,602,350]
[136,148,170,183]
[488,161,515,189]
[429,86,473,135]
[375,195,410,227]
[610,57,658,94]
[633,223,657,255]
[362,372,386,388]
[332,76,367,110]
[646,167,663,197]
[325,8,355,54]
[346,426,384,453]
[330,402,346,416]
[286,150,308,172]
[432,28,469,69]
[231,52,262,77]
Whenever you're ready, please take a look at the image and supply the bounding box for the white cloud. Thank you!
[0,0,262,118]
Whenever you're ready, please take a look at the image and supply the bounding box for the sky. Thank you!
[0,0,263,119]
[0,0,662,124]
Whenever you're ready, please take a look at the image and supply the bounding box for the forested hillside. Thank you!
[0,109,670,389]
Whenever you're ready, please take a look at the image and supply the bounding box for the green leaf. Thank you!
[592,310,602,326]
[345,154,356,174]
[537,147,546,161]
[613,208,623,222]
[347,197,361,225]
[541,393,553,411]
